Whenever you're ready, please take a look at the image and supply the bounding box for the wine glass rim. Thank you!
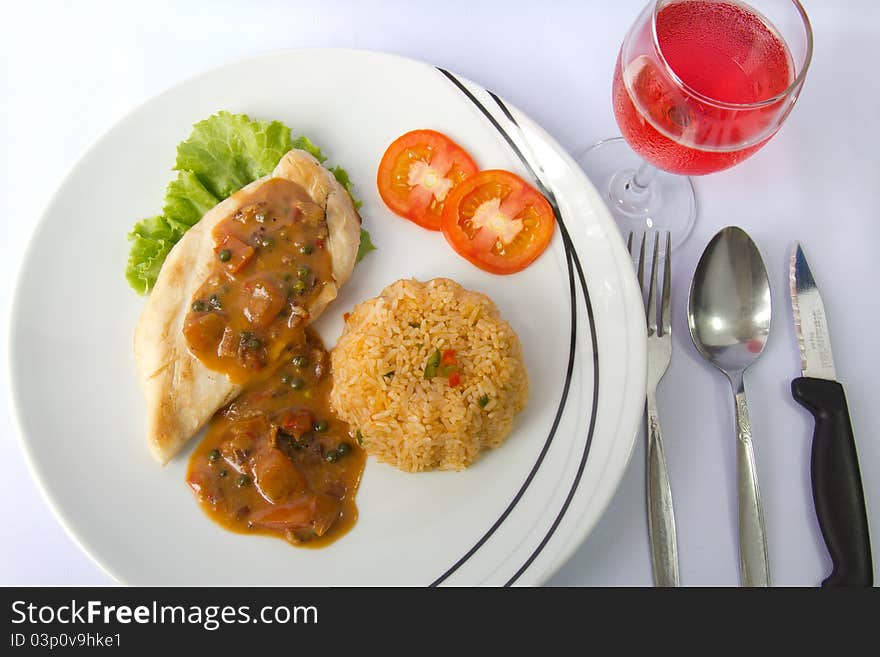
[649,0,814,110]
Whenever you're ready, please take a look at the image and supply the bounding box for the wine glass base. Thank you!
[576,137,696,251]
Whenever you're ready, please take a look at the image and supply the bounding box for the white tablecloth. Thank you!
[2,0,877,586]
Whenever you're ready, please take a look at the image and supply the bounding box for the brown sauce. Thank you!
[184,177,364,547]
[187,329,364,546]
[182,178,334,383]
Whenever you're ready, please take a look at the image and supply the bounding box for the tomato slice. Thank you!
[441,170,555,274]
[377,129,479,230]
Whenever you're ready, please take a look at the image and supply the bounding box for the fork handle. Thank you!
[646,392,680,587]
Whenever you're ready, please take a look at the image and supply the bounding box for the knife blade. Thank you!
[789,242,873,586]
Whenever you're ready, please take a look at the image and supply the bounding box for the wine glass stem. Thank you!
[627,161,658,198]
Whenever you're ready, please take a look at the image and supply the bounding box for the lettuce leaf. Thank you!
[126,216,184,295]
[176,111,293,199]
[356,228,376,263]
[162,171,221,233]
[126,111,373,294]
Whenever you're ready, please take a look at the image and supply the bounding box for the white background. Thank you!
[1,0,877,586]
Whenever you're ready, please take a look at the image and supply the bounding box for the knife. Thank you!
[789,243,873,587]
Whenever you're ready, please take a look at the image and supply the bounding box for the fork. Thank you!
[630,230,681,587]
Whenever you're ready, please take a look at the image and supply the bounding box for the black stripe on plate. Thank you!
[485,91,600,586]
[433,68,600,587]
[429,69,579,587]
[488,91,599,586]
[505,213,599,585]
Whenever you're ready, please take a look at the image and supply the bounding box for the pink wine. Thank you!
[613,0,794,175]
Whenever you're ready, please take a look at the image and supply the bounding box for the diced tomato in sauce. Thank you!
[242,279,286,328]
[250,494,340,537]
[274,409,314,437]
[216,234,255,274]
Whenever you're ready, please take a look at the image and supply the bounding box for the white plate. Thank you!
[9,49,645,586]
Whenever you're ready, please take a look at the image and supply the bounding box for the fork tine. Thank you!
[646,232,659,336]
[661,231,671,336]
[637,231,646,296]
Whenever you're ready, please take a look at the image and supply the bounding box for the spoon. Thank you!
[688,226,772,587]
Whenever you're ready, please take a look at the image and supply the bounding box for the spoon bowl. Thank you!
[687,225,773,587]
[688,227,772,376]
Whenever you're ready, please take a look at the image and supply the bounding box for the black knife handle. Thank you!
[791,377,873,587]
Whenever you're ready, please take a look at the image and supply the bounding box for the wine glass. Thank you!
[578,0,813,249]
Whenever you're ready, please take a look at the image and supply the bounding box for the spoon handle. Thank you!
[734,382,771,587]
